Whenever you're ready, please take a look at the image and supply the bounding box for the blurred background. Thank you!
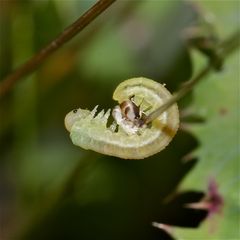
[0,0,239,239]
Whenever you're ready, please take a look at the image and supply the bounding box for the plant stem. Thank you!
[145,30,240,124]
[0,0,116,98]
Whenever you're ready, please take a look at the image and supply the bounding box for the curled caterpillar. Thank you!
[64,77,179,159]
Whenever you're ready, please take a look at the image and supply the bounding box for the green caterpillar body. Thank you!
[65,77,179,159]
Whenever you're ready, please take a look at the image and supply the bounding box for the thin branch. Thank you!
[145,30,240,124]
[0,0,116,98]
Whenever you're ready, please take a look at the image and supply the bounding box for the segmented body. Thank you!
[65,77,179,159]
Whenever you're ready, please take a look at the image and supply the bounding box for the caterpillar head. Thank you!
[64,108,90,132]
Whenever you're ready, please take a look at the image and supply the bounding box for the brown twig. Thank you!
[145,30,240,124]
[0,0,116,98]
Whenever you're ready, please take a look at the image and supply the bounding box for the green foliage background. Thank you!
[176,1,240,239]
[0,0,239,239]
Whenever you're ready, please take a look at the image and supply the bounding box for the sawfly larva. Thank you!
[65,77,179,159]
